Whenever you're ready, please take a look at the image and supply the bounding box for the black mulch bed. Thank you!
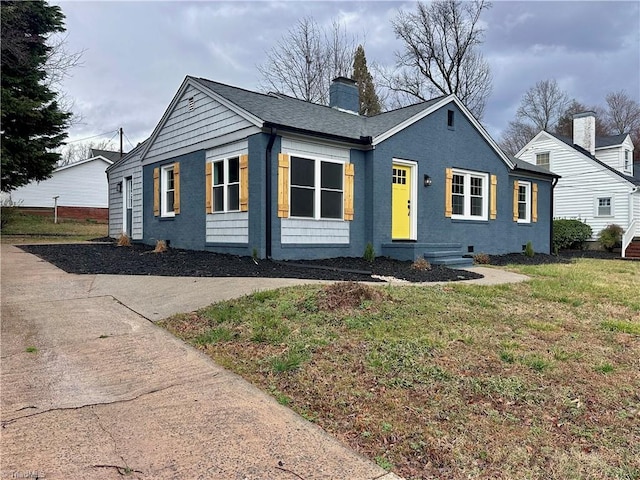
[487,249,624,266]
[19,242,630,284]
[18,242,483,283]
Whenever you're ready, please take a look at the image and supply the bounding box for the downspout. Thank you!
[265,127,277,259]
[550,177,558,254]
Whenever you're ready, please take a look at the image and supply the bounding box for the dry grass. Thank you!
[153,239,168,253]
[117,232,132,247]
[1,212,107,243]
[160,260,640,480]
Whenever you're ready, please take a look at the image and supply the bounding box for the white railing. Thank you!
[622,218,638,258]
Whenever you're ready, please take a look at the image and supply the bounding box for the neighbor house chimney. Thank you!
[573,111,596,156]
[329,77,359,114]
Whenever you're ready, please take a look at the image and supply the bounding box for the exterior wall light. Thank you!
[116,182,123,193]
[424,174,432,187]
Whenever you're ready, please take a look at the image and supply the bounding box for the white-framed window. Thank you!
[517,181,531,223]
[212,156,240,213]
[451,169,489,220]
[624,150,631,171]
[161,165,175,217]
[596,197,612,217]
[536,152,550,171]
[290,155,343,219]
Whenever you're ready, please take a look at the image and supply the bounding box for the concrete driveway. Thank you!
[1,245,401,480]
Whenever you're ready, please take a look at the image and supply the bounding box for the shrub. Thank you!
[117,232,131,247]
[363,242,375,263]
[473,253,490,265]
[411,256,431,271]
[524,241,534,257]
[598,224,623,251]
[553,219,592,251]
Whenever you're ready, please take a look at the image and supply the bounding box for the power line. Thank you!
[123,130,135,150]
[65,130,118,144]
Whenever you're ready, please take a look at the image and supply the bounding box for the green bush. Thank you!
[524,241,535,257]
[598,224,624,251]
[553,219,592,251]
[363,242,375,263]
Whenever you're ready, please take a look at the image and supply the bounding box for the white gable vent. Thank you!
[188,96,195,112]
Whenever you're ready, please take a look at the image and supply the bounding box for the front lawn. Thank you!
[1,212,107,243]
[160,259,640,480]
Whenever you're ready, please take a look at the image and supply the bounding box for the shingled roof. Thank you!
[547,131,639,186]
[192,76,444,142]
[91,149,125,163]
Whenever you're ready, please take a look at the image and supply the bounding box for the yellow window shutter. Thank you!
[205,162,213,213]
[240,154,249,212]
[513,180,519,221]
[344,163,355,221]
[445,168,453,217]
[277,153,289,218]
[532,183,538,222]
[153,167,160,216]
[173,162,181,214]
[490,174,497,220]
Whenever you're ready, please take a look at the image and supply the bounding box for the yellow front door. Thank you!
[392,164,411,239]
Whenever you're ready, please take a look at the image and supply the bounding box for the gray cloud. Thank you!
[55,1,639,145]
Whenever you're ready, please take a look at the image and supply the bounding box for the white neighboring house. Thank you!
[516,112,640,258]
[8,149,119,219]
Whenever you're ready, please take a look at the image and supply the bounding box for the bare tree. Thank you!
[603,90,640,135]
[499,121,539,156]
[384,0,493,119]
[555,100,609,138]
[500,79,570,155]
[516,79,570,131]
[57,139,116,166]
[258,17,356,105]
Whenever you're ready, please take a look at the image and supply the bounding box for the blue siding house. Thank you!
[107,76,557,264]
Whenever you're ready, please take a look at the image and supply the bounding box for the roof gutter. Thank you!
[550,176,559,254]
[263,122,371,147]
[265,127,277,259]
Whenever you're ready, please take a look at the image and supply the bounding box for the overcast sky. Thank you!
[54,1,640,152]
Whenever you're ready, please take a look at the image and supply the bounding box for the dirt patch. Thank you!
[316,282,391,311]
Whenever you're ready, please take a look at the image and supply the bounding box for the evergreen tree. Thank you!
[1,1,72,192]
[352,45,381,116]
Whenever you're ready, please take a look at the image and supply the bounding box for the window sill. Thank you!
[451,216,489,223]
[287,217,346,222]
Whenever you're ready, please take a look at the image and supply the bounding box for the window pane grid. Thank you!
[536,153,550,170]
[161,166,175,216]
[211,157,240,213]
[290,157,343,219]
[450,171,487,219]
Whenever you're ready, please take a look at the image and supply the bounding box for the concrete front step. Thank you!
[426,256,474,268]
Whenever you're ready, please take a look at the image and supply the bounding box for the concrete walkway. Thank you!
[1,245,401,480]
[1,244,528,479]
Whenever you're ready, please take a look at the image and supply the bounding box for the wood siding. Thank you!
[11,159,111,208]
[206,212,249,243]
[145,85,254,162]
[204,142,249,243]
[280,137,351,242]
[517,134,635,238]
[281,218,350,244]
[108,156,143,240]
[281,137,350,162]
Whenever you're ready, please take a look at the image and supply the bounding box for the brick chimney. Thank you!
[573,111,596,156]
[329,77,359,114]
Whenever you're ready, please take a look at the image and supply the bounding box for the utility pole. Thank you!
[120,127,124,157]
